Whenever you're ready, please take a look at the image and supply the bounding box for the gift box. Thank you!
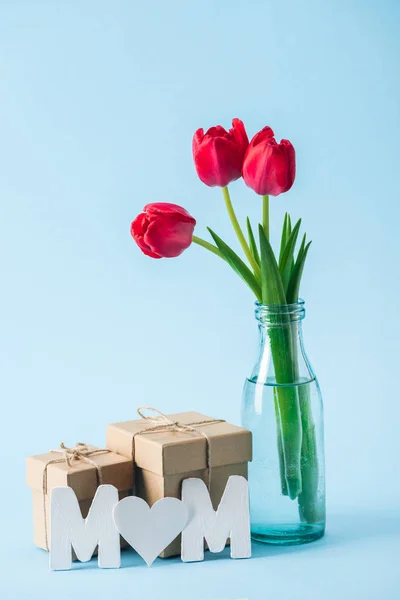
[106,410,252,557]
[26,443,134,554]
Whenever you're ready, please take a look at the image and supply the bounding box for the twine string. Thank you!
[42,443,111,551]
[133,406,225,493]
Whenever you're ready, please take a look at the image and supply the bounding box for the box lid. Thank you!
[106,411,252,476]
[26,445,134,501]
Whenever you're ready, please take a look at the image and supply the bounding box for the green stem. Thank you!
[273,386,289,496]
[262,195,270,240]
[222,186,261,278]
[192,235,223,259]
[269,324,303,500]
[298,384,324,523]
[289,322,324,524]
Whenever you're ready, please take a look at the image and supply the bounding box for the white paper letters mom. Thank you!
[49,475,251,570]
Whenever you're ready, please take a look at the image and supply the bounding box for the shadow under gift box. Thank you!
[26,447,134,558]
[106,411,252,558]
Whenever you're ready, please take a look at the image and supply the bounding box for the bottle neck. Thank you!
[255,300,306,328]
[257,301,304,347]
[251,300,314,385]
[258,319,304,352]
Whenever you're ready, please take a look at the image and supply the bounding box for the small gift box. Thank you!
[106,408,252,557]
[26,443,134,553]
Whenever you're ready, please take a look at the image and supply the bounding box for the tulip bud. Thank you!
[243,127,296,196]
[192,118,249,187]
[131,203,196,258]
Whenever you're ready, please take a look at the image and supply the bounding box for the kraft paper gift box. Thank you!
[106,410,252,557]
[26,444,134,555]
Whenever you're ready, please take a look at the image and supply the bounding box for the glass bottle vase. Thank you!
[241,300,325,545]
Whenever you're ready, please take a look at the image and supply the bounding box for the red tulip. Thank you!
[131,203,196,259]
[192,118,249,187]
[242,126,296,196]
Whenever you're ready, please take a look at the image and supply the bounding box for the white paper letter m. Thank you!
[181,475,251,562]
[50,484,120,570]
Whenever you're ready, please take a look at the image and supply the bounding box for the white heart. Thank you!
[113,496,188,566]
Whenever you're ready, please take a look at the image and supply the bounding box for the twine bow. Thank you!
[49,442,110,469]
[42,443,111,551]
[133,406,225,491]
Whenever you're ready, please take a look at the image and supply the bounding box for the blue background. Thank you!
[0,0,399,598]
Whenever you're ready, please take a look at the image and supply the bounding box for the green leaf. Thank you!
[279,213,289,265]
[287,215,295,276]
[279,213,295,286]
[287,214,292,238]
[246,217,260,267]
[291,232,306,278]
[207,227,262,301]
[296,233,307,263]
[279,218,301,273]
[286,241,312,304]
[279,219,302,293]
[258,225,286,305]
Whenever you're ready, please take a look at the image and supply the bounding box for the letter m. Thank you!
[181,475,251,562]
[50,484,120,570]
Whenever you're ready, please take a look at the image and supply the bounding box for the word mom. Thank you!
[50,475,251,570]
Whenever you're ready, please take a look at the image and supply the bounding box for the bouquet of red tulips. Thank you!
[131,119,320,525]
[131,119,311,304]
[131,119,307,310]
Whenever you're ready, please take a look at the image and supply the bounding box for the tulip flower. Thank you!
[192,118,249,187]
[243,127,296,196]
[131,203,196,258]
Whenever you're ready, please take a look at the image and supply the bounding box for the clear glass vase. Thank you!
[242,300,325,545]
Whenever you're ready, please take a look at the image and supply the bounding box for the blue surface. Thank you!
[0,1,399,598]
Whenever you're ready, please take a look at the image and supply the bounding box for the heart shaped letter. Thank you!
[113,496,188,566]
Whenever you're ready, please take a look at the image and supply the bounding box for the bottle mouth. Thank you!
[255,299,305,323]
